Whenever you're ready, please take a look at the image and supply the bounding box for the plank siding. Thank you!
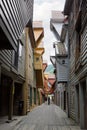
[66,0,87,120]
[57,58,68,82]
[0,0,34,75]
[81,0,87,27]
[0,50,12,68]
[81,24,87,65]
[1,0,34,51]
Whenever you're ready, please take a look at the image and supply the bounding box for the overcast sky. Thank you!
[33,0,65,64]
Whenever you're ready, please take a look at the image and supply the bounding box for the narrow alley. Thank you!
[0,103,80,130]
[0,0,87,130]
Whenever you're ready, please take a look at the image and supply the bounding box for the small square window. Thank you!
[19,43,23,57]
[62,60,65,64]
[36,57,39,61]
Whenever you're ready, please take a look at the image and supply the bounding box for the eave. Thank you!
[56,54,68,57]
[48,79,56,86]
[63,0,73,15]
[0,20,17,51]
[26,20,36,48]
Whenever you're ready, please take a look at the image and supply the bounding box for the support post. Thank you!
[8,80,14,120]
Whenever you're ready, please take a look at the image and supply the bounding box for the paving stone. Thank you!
[13,103,81,130]
[0,103,82,130]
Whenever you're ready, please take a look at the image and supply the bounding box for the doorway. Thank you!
[80,80,87,129]
[64,91,66,111]
[30,87,32,107]
[13,83,23,115]
[82,81,87,128]
[75,84,80,123]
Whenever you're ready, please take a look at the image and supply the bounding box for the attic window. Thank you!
[62,60,65,64]
[36,57,39,61]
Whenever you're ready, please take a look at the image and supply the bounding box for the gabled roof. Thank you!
[48,78,55,86]
[44,74,55,95]
[44,76,51,94]
[44,74,55,86]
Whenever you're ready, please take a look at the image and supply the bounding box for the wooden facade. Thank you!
[0,0,34,120]
[0,0,34,72]
[24,28,36,112]
[54,43,68,83]
[64,0,87,129]
[1,0,33,50]
[50,42,68,112]
[33,21,45,105]
[50,11,69,114]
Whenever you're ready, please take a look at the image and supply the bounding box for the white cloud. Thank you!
[34,1,65,21]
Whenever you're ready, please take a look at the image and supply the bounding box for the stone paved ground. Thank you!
[12,103,81,130]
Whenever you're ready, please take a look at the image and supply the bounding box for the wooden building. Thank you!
[50,42,68,112]
[50,10,68,112]
[33,21,45,105]
[0,0,34,120]
[43,73,55,101]
[24,27,36,112]
[64,0,87,129]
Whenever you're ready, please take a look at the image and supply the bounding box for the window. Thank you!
[62,60,65,64]
[36,57,39,62]
[19,43,23,57]
[12,50,18,69]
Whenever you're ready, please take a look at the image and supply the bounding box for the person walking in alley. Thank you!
[48,97,50,105]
